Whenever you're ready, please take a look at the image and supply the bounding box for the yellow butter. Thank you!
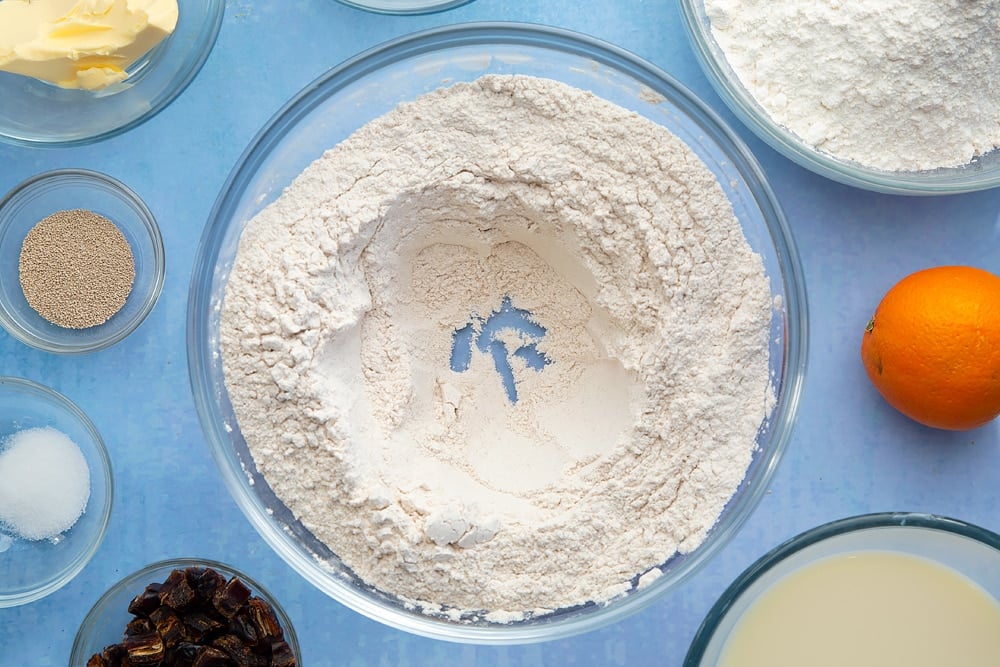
[0,0,179,91]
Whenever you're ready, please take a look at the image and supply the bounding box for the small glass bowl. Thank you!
[189,22,808,643]
[0,377,113,608]
[685,513,1000,666]
[333,0,475,14]
[678,0,1000,195]
[0,0,224,147]
[0,169,165,354]
[69,558,303,667]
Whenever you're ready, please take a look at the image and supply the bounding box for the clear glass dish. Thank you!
[0,169,165,354]
[334,0,475,14]
[0,376,113,608]
[684,513,1000,665]
[188,22,808,644]
[69,557,302,666]
[0,0,224,147]
[678,0,1000,195]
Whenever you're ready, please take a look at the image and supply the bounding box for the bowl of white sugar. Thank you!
[685,513,1000,667]
[0,376,113,607]
[680,0,1000,194]
[188,22,808,643]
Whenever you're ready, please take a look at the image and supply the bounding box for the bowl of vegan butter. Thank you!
[685,513,1000,667]
[0,0,223,146]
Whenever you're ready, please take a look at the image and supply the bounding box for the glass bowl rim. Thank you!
[677,0,1000,196]
[0,167,166,355]
[0,375,114,608]
[0,0,224,149]
[683,511,1000,665]
[68,556,303,666]
[333,0,476,15]
[187,20,809,644]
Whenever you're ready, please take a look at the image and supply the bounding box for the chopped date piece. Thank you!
[159,569,198,611]
[212,633,268,667]
[125,617,154,638]
[150,606,185,648]
[123,631,165,665]
[180,610,225,642]
[247,598,283,643]
[213,577,252,618]
[271,639,298,667]
[228,610,260,648]
[86,654,107,667]
[186,566,227,603]
[102,643,127,666]
[191,646,231,667]
[128,583,163,616]
[167,641,202,667]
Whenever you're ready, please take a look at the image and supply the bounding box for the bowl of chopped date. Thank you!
[69,558,300,667]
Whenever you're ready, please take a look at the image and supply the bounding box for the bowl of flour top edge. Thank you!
[0,169,165,354]
[188,22,808,644]
[0,376,114,608]
[0,0,223,147]
[679,0,1000,195]
[333,0,476,15]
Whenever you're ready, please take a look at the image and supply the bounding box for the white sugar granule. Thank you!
[220,74,774,621]
[0,427,91,541]
[705,0,1000,172]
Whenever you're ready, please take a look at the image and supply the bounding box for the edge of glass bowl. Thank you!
[68,557,302,666]
[682,512,1000,666]
[677,0,1000,196]
[0,0,224,149]
[0,376,114,608]
[187,21,808,644]
[0,168,166,354]
[333,0,476,15]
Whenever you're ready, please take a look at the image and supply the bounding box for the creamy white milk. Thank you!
[719,550,1000,667]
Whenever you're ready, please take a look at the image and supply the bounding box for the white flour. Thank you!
[705,0,1000,172]
[220,74,774,620]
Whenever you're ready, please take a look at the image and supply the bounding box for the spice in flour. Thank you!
[705,0,1000,171]
[220,74,774,621]
[19,208,135,329]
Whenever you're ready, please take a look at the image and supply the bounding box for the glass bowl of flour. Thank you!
[680,0,1000,195]
[188,22,808,643]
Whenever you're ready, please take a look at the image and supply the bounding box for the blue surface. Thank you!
[1,1,999,665]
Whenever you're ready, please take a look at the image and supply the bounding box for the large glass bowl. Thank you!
[188,22,808,644]
[685,513,1000,666]
[0,0,224,147]
[678,0,1000,195]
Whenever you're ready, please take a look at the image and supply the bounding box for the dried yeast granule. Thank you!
[18,209,135,329]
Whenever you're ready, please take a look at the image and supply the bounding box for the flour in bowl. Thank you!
[220,74,774,620]
[705,0,1000,171]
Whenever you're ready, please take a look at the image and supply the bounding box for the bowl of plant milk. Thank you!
[685,512,1000,667]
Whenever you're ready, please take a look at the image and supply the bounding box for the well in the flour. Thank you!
[220,73,774,621]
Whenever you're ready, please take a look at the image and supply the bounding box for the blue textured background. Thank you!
[2,1,1000,665]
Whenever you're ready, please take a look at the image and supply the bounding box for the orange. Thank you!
[860,265,1000,431]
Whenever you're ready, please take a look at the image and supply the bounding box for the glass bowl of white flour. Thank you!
[680,0,1000,195]
[188,22,808,643]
